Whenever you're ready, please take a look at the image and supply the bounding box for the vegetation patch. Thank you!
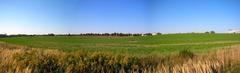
[0,34,240,55]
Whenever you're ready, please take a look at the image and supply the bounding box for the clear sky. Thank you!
[0,0,239,34]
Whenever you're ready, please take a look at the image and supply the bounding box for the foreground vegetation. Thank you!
[0,43,240,73]
[1,33,240,73]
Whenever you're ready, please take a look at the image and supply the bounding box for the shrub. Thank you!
[0,44,240,73]
[178,49,195,59]
[210,31,215,34]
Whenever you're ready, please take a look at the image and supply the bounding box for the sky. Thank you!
[0,0,239,34]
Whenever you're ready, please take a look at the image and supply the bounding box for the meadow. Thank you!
[1,33,240,73]
[0,33,240,55]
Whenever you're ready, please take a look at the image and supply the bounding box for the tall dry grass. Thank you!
[0,43,240,73]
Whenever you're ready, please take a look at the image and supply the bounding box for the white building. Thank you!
[152,32,157,36]
[228,29,240,33]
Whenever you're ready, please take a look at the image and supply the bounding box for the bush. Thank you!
[178,49,195,59]
[210,31,215,34]
[0,45,236,73]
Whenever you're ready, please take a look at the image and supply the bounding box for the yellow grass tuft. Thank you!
[0,43,240,73]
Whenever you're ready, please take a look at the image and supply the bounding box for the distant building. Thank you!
[152,32,162,36]
[152,32,157,36]
[228,29,240,33]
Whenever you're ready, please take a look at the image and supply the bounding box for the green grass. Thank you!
[0,33,240,56]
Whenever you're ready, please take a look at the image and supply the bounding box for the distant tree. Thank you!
[111,32,118,36]
[0,34,7,38]
[205,31,210,34]
[144,33,152,36]
[210,31,215,34]
[16,34,28,37]
[156,32,162,35]
[132,33,141,36]
[48,33,55,36]
[67,33,71,36]
[102,33,110,36]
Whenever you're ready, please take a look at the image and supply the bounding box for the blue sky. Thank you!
[153,0,240,33]
[0,0,239,34]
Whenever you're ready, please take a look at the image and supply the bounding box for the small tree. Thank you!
[205,31,210,34]
[156,32,162,35]
[144,33,152,36]
[0,34,7,38]
[48,33,55,36]
[210,31,215,34]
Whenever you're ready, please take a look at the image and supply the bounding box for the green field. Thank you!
[0,33,240,55]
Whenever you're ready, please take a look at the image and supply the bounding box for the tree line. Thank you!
[0,31,219,38]
[0,32,162,37]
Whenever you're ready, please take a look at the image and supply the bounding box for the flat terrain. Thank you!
[1,33,240,73]
[0,33,240,55]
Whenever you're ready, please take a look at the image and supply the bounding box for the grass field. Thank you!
[0,33,240,55]
[1,33,240,73]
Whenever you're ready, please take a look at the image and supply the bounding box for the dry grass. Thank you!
[0,43,240,73]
